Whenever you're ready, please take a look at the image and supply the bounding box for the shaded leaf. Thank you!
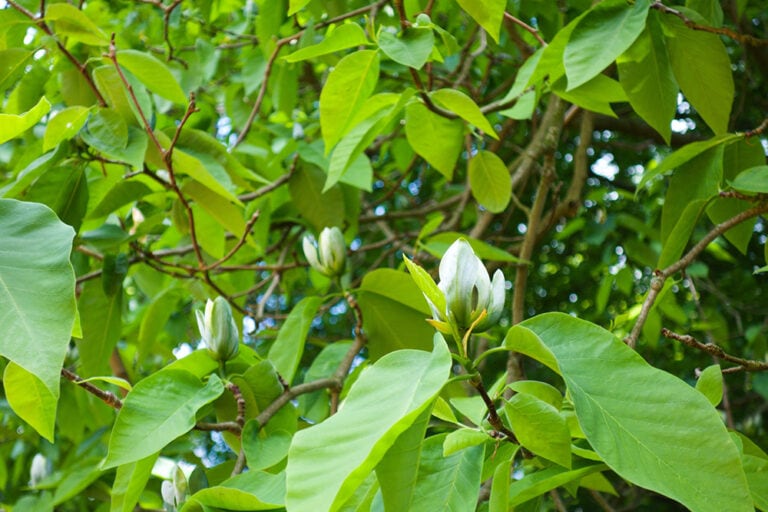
[268,296,323,383]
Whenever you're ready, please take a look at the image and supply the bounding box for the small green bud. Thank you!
[302,226,347,277]
[415,13,432,26]
[195,297,239,362]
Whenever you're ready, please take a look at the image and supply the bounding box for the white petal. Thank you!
[303,235,321,270]
[486,269,506,324]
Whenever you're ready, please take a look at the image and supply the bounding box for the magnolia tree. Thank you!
[2,0,768,510]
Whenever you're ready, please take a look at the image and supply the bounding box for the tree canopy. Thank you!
[1,0,768,510]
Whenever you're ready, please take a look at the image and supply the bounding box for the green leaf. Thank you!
[319,50,380,151]
[617,12,677,144]
[0,199,76,401]
[657,199,707,268]
[378,27,434,70]
[661,9,734,135]
[285,23,370,62]
[43,106,90,151]
[285,337,451,511]
[3,363,57,442]
[267,296,323,384]
[638,133,740,189]
[183,470,285,510]
[402,256,445,317]
[468,150,511,213]
[564,0,650,90]
[52,458,104,505]
[81,107,128,150]
[515,313,752,512]
[730,165,768,194]
[103,370,225,468]
[509,462,607,506]
[0,96,51,144]
[110,454,158,512]
[731,432,768,511]
[77,375,132,392]
[376,407,432,511]
[455,0,505,42]
[696,364,723,407]
[45,3,108,46]
[504,393,572,468]
[357,269,436,359]
[24,164,89,231]
[116,50,187,105]
[242,424,292,471]
[409,434,484,512]
[443,428,489,456]
[405,101,464,179]
[552,74,627,117]
[76,281,122,377]
[687,0,724,26]
[0,48,33,91]
[431,89,498,139]
[289,165,345,232]
[489,455,513,512]
[507,380,563,410]
[423,232,522,263]
[661,145,722,243]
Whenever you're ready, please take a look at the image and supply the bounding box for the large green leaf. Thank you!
[468,150,511,213]
[409,434,484,512]
[110,454,159,512]
[182,471,285,511]
[564,0,649,90]
[76,280,122,377]
[319,50,380,151]
[512,313,752,512]
[3,363,57,442]
[617,12,677,144]
[454,0,505,42]
[289,165,345,232]
[552,74,627,117]
[45,3,108,46]
[267,296,323,384]
[285,337,451,511]
[285,23,370,63]
[508,462,607,506]
[103,370,225,468]
[405,101,464,179]
[0,199,76,403]
[115,50,187,105]
[504,393,571,468]
[431,89,498,139]
[378,27,434,70]
[732,432,768,511]
[0,96,51,144]
[356,269,435,359]
[43,106,90,151]
[661,8,734,135]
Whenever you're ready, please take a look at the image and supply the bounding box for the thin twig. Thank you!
[662,329,768,372]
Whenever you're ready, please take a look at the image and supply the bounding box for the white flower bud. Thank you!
[302,226,346,277]
[433,239,505,333]
[195,297,239,361]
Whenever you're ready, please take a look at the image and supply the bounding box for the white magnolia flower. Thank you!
[302,226,346,277]
[196,297,239,362]
[430,239,505,333]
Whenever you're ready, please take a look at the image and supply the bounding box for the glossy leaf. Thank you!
[513,313,752,512]
[378,27,434,70]
[564,0,650,90]
[409,434,484,512]
[431,88,497,139]
[617,12,677,144]
[183,471,285,510]
[3,363,57,442]
[110,454,158,512]
[319,50,380,151]
[116,50,187,105]
[661,9,734,135]
[285,337,451,511]
[455,0,505,42]
[504,393,571,468]
[696,364,723,407]
[285,23,370,62]
[509,462,607,506]
[0,96,51,144]
[45,3,108,46]
[43,106,90,151]
[405,101,464,179]
[267,296,323,383]
[103,371,225,468]
[468,150,511,213]
[242,425,292,471]
[730,165,768,194]
[0,199,76,403]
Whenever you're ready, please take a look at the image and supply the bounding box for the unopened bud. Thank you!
[302,226,347,277]
[196,297,239,361]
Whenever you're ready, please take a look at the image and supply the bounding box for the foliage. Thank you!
[1,0,768,510]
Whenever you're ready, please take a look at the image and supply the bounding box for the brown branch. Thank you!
[625,203,768,347]
[330,291,367,413]
[503,12,546,46]
[662,329,768,372]
[61,368,123,409]
[470,376,519,444]
[651,1,768,46]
